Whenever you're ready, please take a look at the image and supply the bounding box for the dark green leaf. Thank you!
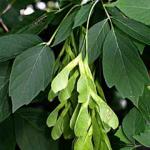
[112,16,150,45]
[122,108,145,143]
[15,108,58,150]
[103,29,149,105]
[52,9,78,46]
[73,3,92,28]
[16,13,55,34]
[134,42,145,54]
[9,44,55,112]
[0,34,42,62]
[133,126,150,147]
[115,126,131,144]
[116,0,150,25]
[0,117,16,150]
[0,62,11,122]
[15,108,48,130]
[88,19,109,64]
[120,147,133,150]
[138,86,150,123]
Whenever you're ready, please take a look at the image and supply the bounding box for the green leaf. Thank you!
[0,117,16,150]
[16,13,55,34]
[74,128,93,150]
[92,115,112,150]
[120,147,133,150]
[52,9,78,46]
[59,0,81,7]
[15,108,58,150]
[88,19,110,63]
[91,91,119,129]
[122,108,145,143]
[15,108,48,130]
[116,0,150,25]
[0,62,11,122]
[47,109,58,128]
[74,104,91,137]
[134,42,145,54]
[112,16,150,45]
[0,0,8,14]
[51,105,69,140]
[0,34,42,62]
[63,113,74,139]
[115,126,131,144]
[51,115,64,140]
[138,86,150,123]
[51,55,80,93]
[9,44,55,112]
[103,29,149,105]
[73,3,92,28]
[48,89,57,101]
[133,126,150,147]
[77,75,90,103]
[70,104,80,129]
[58,70,79,102]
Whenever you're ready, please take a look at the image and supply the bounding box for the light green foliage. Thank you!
[74,104,91,137]
[51,55,80,93]
[48,54,119,149]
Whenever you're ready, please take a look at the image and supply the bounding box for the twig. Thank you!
[0,18,9,32]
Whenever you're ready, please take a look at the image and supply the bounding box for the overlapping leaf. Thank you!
[112,16,150,45]
[9,44,55,112]
[103,29,149,105]
[73,3,92,28]
[116,0,150,25]
[88,19,109,63]
[0,62,11,122]
[122,108,145,143]
[14,108,58,150]
[52,9,78,46]
[0,34,42,62]
[0,117,16,150]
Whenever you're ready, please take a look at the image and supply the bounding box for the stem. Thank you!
[0,18,9,32]
[56,3,72,14]
[1,0,16,15]
[85,0,99,62]
[46,5,80,46]
[71,33,78,55]
[101,1,114,29]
